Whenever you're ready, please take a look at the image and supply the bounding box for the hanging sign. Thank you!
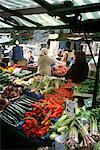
[32,30,49,44]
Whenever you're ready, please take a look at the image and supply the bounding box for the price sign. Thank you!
[66,100,78,116]
[84,98,92,108]
[13,68,22,74]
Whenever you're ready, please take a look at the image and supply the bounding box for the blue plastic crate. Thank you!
[24,90,44,100]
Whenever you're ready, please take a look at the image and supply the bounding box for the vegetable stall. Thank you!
[0,66,100,150]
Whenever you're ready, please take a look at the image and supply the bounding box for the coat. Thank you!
[65,62,89,83]
[12,45,23,61]
[38,55,55,76]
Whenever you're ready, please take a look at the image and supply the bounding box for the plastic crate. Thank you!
[24,89,44,100]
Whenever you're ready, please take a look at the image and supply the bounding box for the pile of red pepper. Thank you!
[22,83,74,138]
[44,82,74,103]
[22,100,64,138]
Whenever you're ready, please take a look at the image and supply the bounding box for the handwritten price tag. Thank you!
[66,101,78,116]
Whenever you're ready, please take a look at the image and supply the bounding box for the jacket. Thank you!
[38,55,55,76]
[12,45,23,61]
[65,62,89,83]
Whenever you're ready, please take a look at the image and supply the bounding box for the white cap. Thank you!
[39,48,48,56]
[15,40,19,45]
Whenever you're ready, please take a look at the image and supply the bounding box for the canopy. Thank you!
[0,0,99,32]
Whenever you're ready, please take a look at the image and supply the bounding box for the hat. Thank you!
[39,48,48,56]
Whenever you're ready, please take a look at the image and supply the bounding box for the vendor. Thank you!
[88,54,99,77]
[38,48,55,76]
[12,40,24,64]
[65,51,89,83]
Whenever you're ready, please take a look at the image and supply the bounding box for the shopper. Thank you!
[65,51,89,83]
[38,48,55,76]
[28,51,34,64]
[67,49,75,67]
[12,40,23,64]
[57,50,63,61]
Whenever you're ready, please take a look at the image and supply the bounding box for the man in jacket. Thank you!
[12,40,23,63]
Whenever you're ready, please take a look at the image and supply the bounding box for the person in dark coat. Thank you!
[12,40,23,63]
[65,51,89,83]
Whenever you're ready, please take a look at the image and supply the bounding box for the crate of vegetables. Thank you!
[17,119,51,145]
[0,84,24,111]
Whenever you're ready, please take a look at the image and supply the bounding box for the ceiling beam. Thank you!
[0,17,100,33]
[0,4,68,17]
[0,5,42,27]
[33,0,66,24]
[17,7,47,15]
[0,3,99,17]
[0,18,98,31]
[0,18,16,27]
[33,0,53,11]
[11,25,69,30]
[56,3,100,15]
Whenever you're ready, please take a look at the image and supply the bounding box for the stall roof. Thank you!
[0,0,100,31]
[45,0,100,6]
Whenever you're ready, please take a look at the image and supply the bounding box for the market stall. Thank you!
[0,69,100,149]
[0,0,100,149]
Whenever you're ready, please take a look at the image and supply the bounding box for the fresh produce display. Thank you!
[0,70,10,92]
[19,83,74,138]
[74,79,95,94]
[13,69,32,77]
[21,99,64,138]
[0,85,24,110]
[0,84,4,91]
[30,77,64,94]
[0,95,36,126]
[52,64,68,77]
[50,107,100,150]
[14,75,64,93]
[14,75,44,86]
[0,68,99,150]
[0,66,15,73]
[0,72,9,85]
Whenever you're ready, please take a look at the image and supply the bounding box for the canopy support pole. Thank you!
[92,49,100,108]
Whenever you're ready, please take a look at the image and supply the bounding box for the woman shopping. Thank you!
[38,48,55,76]
[65,51,89,83]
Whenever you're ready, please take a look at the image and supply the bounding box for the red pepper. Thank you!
[51,109,63,118]
[42,109,49,115]
[36,126,49,136]
[31,103,42,109]
[41,109,52,125]
[25,119,33,125]
[32,108,41,114]
[25,112,33,117]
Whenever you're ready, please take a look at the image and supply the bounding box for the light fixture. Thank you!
[76,13,82,21]
[66,14,75,17]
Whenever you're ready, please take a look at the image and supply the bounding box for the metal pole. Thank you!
[84,32,97,67]
[92,48,100,108]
